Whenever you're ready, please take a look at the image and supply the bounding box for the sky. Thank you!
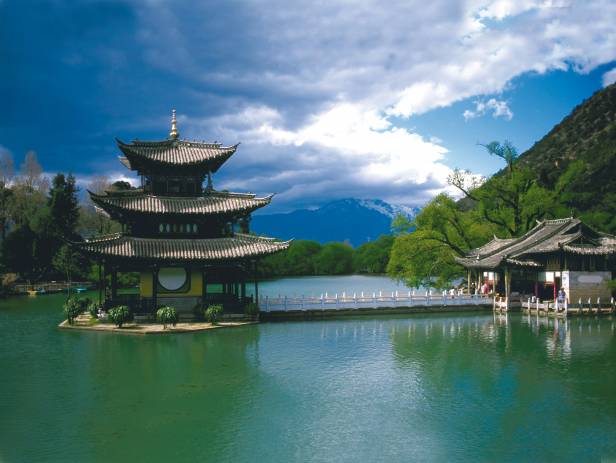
[1,0,616,213]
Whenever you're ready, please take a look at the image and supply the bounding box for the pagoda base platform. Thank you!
[103,294,253,317]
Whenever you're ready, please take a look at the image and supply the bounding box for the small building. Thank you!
[455,218,616,305]
[72,111,290,317]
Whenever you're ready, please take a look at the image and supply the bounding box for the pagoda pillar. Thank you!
[206,268,207,309]
[152,266,159,312]
[98,260,103,305]
[467,270,471,295]
[253,261,259,307]
[111,266,118,301]
[102,262,108,304]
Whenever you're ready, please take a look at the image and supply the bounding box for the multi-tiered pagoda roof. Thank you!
[455,218,616,270]
[116,139,238,173]
[74,110,289,264]
[89,190,273,218]
[76,233,290,263]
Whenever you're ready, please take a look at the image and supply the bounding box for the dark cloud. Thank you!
[2,0,616,210]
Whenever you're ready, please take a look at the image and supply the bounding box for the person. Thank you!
[557,287,566,305]
[481,282,489,295]
[470,282,476,295]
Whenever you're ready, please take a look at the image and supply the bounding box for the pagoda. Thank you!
[73,110,289,317]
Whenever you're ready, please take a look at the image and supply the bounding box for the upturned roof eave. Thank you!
[88,190,273,217]
[115,138,238,172]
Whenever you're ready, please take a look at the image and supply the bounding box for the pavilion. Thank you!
[72,110,290,317]
[455,218,616,307]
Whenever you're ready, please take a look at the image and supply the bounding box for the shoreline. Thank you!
[58,305,495,335]
[58,319,258,335]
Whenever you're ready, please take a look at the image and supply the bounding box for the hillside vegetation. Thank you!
[518,82,616,233]
[389,82,616,288]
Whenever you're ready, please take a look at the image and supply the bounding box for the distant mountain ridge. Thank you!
[251,199,419,247]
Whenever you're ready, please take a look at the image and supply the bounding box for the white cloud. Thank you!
[602,67,616,87]
[463,98,514,120]
[128,0,616,208]
[183,103,452,209]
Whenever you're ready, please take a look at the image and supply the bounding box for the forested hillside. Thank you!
[388,82,616,288]
[518,82,616,233]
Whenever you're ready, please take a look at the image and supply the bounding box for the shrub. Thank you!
[108,305,131,328]
[156,306,178,329]
[204,304,223,324]
[88,302,100,318]
[244,302,259,318]
[63,297,86,325]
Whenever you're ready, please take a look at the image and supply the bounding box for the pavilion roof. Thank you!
[116,138,238,173]
[455,218,616,269]
[72,233,290,263]
[89,190,272,218]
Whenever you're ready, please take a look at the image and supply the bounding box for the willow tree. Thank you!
[387,194,493,289]
[387,141,557,288]
[448,141,557,237]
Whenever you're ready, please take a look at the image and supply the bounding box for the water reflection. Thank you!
[3,294,616,462]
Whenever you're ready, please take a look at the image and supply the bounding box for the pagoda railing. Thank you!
[259,291,492,312]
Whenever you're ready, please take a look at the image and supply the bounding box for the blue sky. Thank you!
[1,0,616,212]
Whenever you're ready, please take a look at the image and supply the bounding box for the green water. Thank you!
[2,291,616,462]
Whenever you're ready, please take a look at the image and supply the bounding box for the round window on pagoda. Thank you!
[173,224,178,233]
[159,224,164,233]
[158,267,187,291]
[192,224,197,233]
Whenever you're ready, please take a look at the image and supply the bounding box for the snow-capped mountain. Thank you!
[251,198,419,247]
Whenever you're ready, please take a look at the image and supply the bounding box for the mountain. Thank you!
[518,82,616,232]
[251,199,419,246]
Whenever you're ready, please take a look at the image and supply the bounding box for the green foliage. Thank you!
[516,83,616,234]
[63,296,89,324]
[353,235,394,273]
[48,173,80,241]
[259,240,322,277]
[313,242,354,275]
[244,302,259,317]
[204,304,223,324]
[88,301,99,318]
[386,194,491,289]
[108,305,131,328]
[0,165,88,282]
[156,306,178,329]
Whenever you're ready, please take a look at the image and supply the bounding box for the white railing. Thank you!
[259,290,492,312]
[522,296,615,316]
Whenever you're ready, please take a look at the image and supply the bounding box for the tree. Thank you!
[108,306,131,328]
[258,240,322,277]
[204,304,223,324]
[0,149,14,240]
[52,244,90,289]
[19,151,48,192]
[48,173,80,240]
[448,142,556,237]
[314,242,353,275]
[156,306,178,329]
[9,151,48,229]
[353,235,394,273]
[79,175,121,238]
[0,148,14,187]
[387,195,492,288]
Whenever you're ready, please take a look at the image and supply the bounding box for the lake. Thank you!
[253,274,421,298]
[1,278,616,462]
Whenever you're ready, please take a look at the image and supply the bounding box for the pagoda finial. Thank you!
[169,109,179,139]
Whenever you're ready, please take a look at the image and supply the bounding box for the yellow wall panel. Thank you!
[140,268,202,298]
[140,271,153,297]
